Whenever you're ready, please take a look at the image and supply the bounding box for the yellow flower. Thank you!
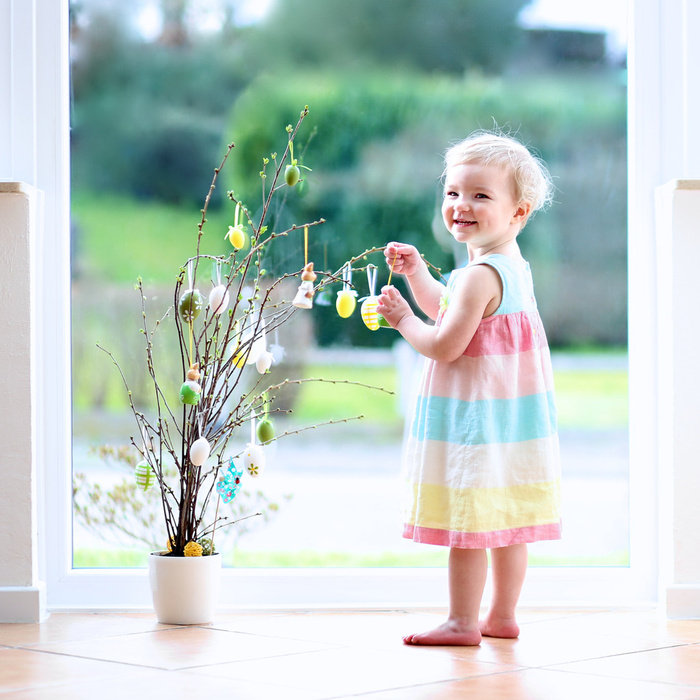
[184,541,203,557]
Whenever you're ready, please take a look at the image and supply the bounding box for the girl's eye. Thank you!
[444,191,457,198]
[475,193,489,199]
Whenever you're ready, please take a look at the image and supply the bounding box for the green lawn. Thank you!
[72,191,233,285]
[73,547,629,569]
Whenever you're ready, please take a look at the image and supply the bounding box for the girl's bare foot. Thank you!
[403,620,482,646]
[479,615,520,639]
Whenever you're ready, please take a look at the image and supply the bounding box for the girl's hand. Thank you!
[377,285,412,329]
[385,242,423,277]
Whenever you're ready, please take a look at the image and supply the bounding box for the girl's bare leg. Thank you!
[479,543,528,638]
[403,547,486,646]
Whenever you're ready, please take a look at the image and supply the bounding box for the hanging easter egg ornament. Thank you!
[178,288,203,323]
[243,442,266,478]
[246,308,267,365]
[226,202,247,249]
[256,418,274,444]
[255,350,273,374]
[209,284,230,315]
[360,265,384,331]
[216,458,243,503]
[336,262,357,318]
[209,259,231,315]
[134,460,155,491]
[284,139,311,188]
[190,436,211,467]
[285,164,300,187]
[179,380,201,405]
[361,296,381,331]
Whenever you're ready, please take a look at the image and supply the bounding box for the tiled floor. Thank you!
[1,608,700,699]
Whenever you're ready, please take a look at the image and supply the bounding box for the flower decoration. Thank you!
[216,459,244,504]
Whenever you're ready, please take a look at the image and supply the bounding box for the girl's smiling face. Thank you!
[441,162,528,254]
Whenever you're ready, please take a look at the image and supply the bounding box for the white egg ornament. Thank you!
[255,350,273,374]
[243,442,265,478]
[189,437,211,467]
[209,284,230,315]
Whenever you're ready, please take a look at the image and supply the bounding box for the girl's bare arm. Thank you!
[377,264,501,363]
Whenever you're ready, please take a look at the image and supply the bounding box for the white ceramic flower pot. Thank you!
[148,552,222,625]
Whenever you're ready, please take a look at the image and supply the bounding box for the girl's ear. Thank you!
[513,201,533,226]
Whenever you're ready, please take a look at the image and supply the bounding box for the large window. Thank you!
[56,0,647,608]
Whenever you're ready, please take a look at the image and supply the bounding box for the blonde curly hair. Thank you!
[444,131,554,215]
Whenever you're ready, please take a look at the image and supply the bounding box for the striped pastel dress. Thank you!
[402,254,561,549]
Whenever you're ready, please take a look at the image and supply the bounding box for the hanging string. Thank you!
[187,260,195,364]
[303,225,309,266]
[367,264,377,297]
[387,250,398,286]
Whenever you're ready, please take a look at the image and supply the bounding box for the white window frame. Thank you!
[36,0,666,610]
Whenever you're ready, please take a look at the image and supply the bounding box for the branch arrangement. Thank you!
[97,107,399,557]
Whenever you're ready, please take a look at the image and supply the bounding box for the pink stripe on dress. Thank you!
[464,311,548,357]
[404,521,562,549]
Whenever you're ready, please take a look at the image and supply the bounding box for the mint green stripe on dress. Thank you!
[411,391,557,445]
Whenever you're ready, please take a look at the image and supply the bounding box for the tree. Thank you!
[256,0,530,74]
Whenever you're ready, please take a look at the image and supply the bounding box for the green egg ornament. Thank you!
[377,314,391,328]
[285,164,301,187]
[179,380,201,405]
[256,419,275,444]
[178,289,204,323]
[134,460,155,491]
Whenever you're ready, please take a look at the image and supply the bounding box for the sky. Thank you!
[519,0,628,55]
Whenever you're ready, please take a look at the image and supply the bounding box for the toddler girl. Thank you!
[377,131,561,646]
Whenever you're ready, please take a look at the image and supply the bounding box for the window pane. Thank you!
[71,0,627,569]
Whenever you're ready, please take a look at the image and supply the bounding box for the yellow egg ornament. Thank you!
[336,289,357,318]
[361,296,381,331]
[226,202,247,249]
[336,262,357,318]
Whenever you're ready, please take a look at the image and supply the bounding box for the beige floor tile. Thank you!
[555,643,700,687]
[0,613,166,648]
[186,645,520,696]
[523,608,700,644]
[0,647,141,694]
[29,625,336,671]
[447,621,680,667]
[211,610,447,649]
[358,668,700,700]
[3,665,327,700]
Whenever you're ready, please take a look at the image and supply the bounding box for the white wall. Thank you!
[0,0,70,621]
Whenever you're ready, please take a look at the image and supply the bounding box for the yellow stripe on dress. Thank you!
[405,478,562,534]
